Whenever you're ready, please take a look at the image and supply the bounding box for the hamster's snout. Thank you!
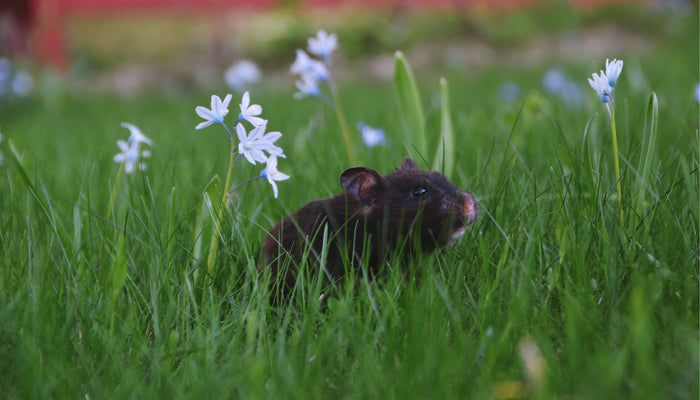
[446,190,477,245]
[462,191,478,225]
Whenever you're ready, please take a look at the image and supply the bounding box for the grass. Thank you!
[1,17,698,400]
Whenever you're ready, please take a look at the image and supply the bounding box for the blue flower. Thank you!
[113,139,150,174]
[308,30,337,63]
[293,75,322,99]
[260,155,290,199]
[195,94,232,130]
[588,71,614,119]
[236,121,285,165]
[542,69,584,107]
[224,60,261,92]
[357,122,386,148]
[588,71,612,103]
[290,49,329,82]
[121,122,153,146]
[498,82,522,102]
[237,91,266,127]
[605,58,623,88]
[695,83,700,104]
[11,70,33,97]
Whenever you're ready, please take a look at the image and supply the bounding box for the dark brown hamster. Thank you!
[261,157,477,298]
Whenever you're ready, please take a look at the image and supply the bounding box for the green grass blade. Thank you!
[192,175,220,264]
[432,77,455,176]
[393,51,426,158]
[112,223,128,299]
[634,91,659,215]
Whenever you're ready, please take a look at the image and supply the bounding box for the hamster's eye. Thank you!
[412,186,429,197]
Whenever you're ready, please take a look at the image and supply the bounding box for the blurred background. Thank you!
[0,0,697,98]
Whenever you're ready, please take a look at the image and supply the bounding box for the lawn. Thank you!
[0,7,698,399]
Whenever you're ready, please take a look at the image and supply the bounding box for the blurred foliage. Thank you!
[63,0,698,72]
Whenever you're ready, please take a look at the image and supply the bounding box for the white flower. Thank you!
[308,30,337,62]
[113,139,150,174]
[290,49,329,81]
[236,122,284,165]
[589,59,623,120]
[121,122,153,146]
[195,94,232,130]
[588,71,612,103]
[224,60,261,92]
[357,122,386,148]
[294,75,322,99]
[256,127,285,159]
[604,58,623,87]
[237,91,266,127]
[260,156,290,199]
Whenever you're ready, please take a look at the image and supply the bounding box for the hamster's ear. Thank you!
[399,157,420,171]
[339,167,385,204]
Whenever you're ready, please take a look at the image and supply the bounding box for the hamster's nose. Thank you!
[462,192,478,225]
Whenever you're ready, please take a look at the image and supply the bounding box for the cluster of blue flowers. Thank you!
[113,91,289,199]
[290,31,335,101]
[290,30,386,149]
[195,91,289,198]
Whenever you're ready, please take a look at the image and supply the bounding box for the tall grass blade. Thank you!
[432,77,455,176]
[193,175,220,266]
[633,92,658,216]
[112,223,128,299]
[393,51,427,158]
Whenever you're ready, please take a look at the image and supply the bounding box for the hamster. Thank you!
[261,157,477,298]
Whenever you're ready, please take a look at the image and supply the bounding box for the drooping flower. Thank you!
[357,122,386,148]
[113,139,150,174]
[308,30,337,62]
[260,155,290,199]
[293,75,322,99]
[290,49,329,82]
[224,60,261,92]
[195,94,232,130]
[237,91,266,127]
[121,122,153,146]
[236,122,284,165]
[604,58,624,88]
[588,71,613,119]
[588,71,612,104]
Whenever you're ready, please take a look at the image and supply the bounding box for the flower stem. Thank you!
[206,138,236,272]
[610,103,623,223]
[229,176,262,195]
[328,78,356,164]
